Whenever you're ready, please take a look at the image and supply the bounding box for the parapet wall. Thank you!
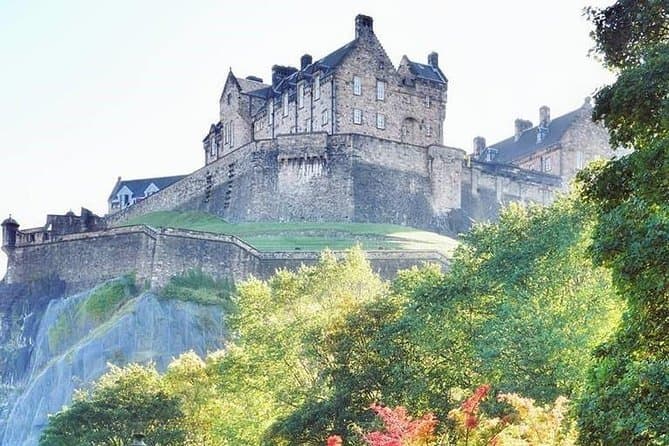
[460,160,563,222]
[3,225,449,293]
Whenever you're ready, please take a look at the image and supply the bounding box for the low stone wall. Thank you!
[4,226,450,293]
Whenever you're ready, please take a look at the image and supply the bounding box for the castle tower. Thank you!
[1,216,19,252]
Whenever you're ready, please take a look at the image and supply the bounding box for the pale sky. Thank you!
[0,0,614,274]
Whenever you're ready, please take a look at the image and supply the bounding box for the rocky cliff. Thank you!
[0,277,227,446]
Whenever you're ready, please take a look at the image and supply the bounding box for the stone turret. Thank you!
[2,215,19,251]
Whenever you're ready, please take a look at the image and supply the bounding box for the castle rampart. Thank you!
[2,224,450,293]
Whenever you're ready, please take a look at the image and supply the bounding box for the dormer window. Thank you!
[542,157,552,172]
[210,137,217,156]
[353,76,362,95]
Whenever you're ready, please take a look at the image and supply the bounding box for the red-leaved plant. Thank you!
[362,404,437,446]
[327,434,343,446]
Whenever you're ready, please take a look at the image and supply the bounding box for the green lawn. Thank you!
[121,211,458,255]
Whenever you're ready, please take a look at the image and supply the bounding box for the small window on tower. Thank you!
[322,109,329,126]
[227,94,232,105]
[353,108,362,124]
[283,93,288,117]
[376,113,385,129]
[376,80,385,101]
[353,76,362,95]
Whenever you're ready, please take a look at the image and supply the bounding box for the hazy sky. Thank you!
[0,0,614,274]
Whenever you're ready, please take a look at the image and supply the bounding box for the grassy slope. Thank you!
[121,211,458,255]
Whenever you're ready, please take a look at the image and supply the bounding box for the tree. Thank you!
[576,1,669,444]
[39,364,186,446]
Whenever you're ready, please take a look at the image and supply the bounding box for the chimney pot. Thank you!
[245,75,264,83]
[539,105,551,128]
[300,54,313,70]
[355,14,374,39]
[514,119,533,141]
[428,52,439,68]
[473,136,486,157]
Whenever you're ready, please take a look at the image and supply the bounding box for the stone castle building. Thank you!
[2,14,620,293]
[203,15,447,166]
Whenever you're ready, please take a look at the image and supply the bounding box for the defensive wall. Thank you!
[2,225,450,294]
[105,132,561,232]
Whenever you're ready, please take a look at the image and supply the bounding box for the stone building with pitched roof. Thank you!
[472,99,616,183]
[202,14,448,165]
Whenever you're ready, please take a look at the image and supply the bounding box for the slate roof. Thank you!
[407,60,447,84]
[108,175,187,201]
[487,107,584,163]
[242,40,357,99]
[236,77,269,93]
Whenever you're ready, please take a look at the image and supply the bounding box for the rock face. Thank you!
[0,278,227,446]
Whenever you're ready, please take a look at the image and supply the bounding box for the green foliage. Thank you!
[39,363,186,446]
[214,247,387,445]
[396,197,620,410]
[47,275,137,352]
[161,269,235,307]
[576,1,669,444]
[79,274,137,322]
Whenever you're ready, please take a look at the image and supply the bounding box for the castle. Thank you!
[2,14,616,293]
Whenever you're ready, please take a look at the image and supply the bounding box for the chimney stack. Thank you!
[300,54,313,70]
[428,52,439,68]
[355,14,374,39]
[514,119,533,141]
[271,65,298,88]
[539,105,550,128]
[473,136,486,157]
[246,75,264,83]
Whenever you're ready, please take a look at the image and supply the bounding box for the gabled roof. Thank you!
[236,77,269,93]
[407,60,447,84]
[108,175,187,202]
[488,107,584,163]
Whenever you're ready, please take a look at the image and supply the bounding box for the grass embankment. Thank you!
[121,211,458,255]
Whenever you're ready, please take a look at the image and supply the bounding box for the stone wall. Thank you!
[4,225,450,293]
[460,160,562,222]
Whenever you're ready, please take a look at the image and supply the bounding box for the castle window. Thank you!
[230,125,234,146]
[298,84,304,108]
[353,108,362,125]
[305,118,311,132]
[282,93,288,116]
[269,101,274,126]
[322,109,329,126]
[376,113,385,129]
[576,151,584,169]
[542,156,552,172]
[314,75,320,100]
[210,137,217,156]
[227,94,232,105]
[353,76,362,96]
[425,95,431,108]
[224,124,229,144]
[376,80,385,101]
[426,124,432,136]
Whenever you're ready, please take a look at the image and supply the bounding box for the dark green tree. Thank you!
[39,364,186,446]
[576,1,669,444]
